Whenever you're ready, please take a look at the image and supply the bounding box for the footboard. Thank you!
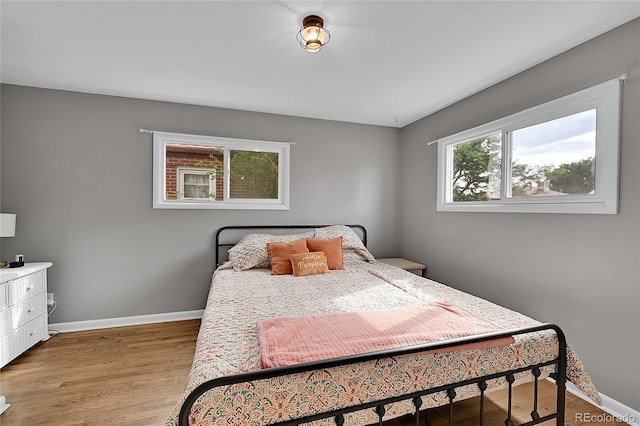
[178,323,567,426]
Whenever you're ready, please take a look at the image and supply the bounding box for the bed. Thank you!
[166,225,600,426]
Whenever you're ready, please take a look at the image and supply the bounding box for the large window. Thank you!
[437,78,621,214]
[153,132,290,209]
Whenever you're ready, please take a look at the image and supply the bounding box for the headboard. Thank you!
[215,225,367,267]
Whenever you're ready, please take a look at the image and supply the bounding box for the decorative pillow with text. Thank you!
[290,252,330,277]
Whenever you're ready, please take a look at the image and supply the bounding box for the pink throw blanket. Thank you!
[257,301,514,368]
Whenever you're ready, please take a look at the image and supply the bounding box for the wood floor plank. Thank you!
[0,320,619,425]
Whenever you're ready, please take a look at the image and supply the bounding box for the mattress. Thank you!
[166,257,599,425]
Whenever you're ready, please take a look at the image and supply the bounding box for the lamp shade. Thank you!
[0,214,16,237]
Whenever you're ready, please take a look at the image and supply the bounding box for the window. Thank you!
[178,167,215,200]
[437,78,621,214]
[153,132,290,209]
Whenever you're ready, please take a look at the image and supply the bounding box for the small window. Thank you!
[178,167,216,200]
[153,132,290,210]
[437,78,621,214]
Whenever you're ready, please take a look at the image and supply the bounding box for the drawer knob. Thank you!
[29,331,34,336]
[28,307,34,313]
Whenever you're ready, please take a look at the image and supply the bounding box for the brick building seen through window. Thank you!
[165,144,279,201]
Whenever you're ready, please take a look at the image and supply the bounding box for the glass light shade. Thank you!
[305,40,322,52]
[301,27,329,44]
[0,214,16,237]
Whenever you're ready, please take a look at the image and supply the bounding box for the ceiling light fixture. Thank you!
[296,15,330,53]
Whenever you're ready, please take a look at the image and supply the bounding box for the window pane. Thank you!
[165,143,223,201]
[451,133,502,201]
[510,109,596,197]
[229,150,279,199]
[183,183,210,199]
[183,172,213,199]
[184,174,209,184]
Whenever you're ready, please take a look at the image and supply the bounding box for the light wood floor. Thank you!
[0,320,618,426]
[1,320,200,426]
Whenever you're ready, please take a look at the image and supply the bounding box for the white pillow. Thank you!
[227,231,314,271]
[313,225,374,262]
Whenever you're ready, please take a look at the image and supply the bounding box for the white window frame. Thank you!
[437,78,621,214]
[177,167,216,200]
[153,131,290,210]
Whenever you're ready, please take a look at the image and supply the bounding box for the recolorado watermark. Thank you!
[575,412,637,423]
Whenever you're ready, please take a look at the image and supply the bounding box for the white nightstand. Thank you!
[0,262,53,368]
[377,257,426,277]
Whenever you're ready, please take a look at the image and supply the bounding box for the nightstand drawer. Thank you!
[0,314,46,367]
[0,294,46,337]
[8,271,45,305]
[377,258,426,276]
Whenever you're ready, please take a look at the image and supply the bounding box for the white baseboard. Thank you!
[49,310,204,333]
[567,382,640,426]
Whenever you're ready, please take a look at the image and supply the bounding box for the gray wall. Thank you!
[0,86,400,323]
[398,19,640,408]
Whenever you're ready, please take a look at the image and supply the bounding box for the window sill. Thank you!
[153,200,290,210]
[437,198,617,214]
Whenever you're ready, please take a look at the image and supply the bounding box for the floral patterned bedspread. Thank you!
[166,259,600,426]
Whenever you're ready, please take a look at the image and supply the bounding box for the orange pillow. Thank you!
[267,239,309,275]
[305,237,343,270]
[290,252,329,277]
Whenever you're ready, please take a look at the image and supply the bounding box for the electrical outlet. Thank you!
[47,293,55,307]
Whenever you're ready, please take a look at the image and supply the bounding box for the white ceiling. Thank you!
[1,1,638,128]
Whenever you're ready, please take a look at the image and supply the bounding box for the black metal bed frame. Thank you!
[178,225,567,426]
[214,224,367,267]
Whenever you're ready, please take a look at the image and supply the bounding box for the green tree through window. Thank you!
[452,134,501,201]
[230,151,279,199]
[547,158,595,195]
